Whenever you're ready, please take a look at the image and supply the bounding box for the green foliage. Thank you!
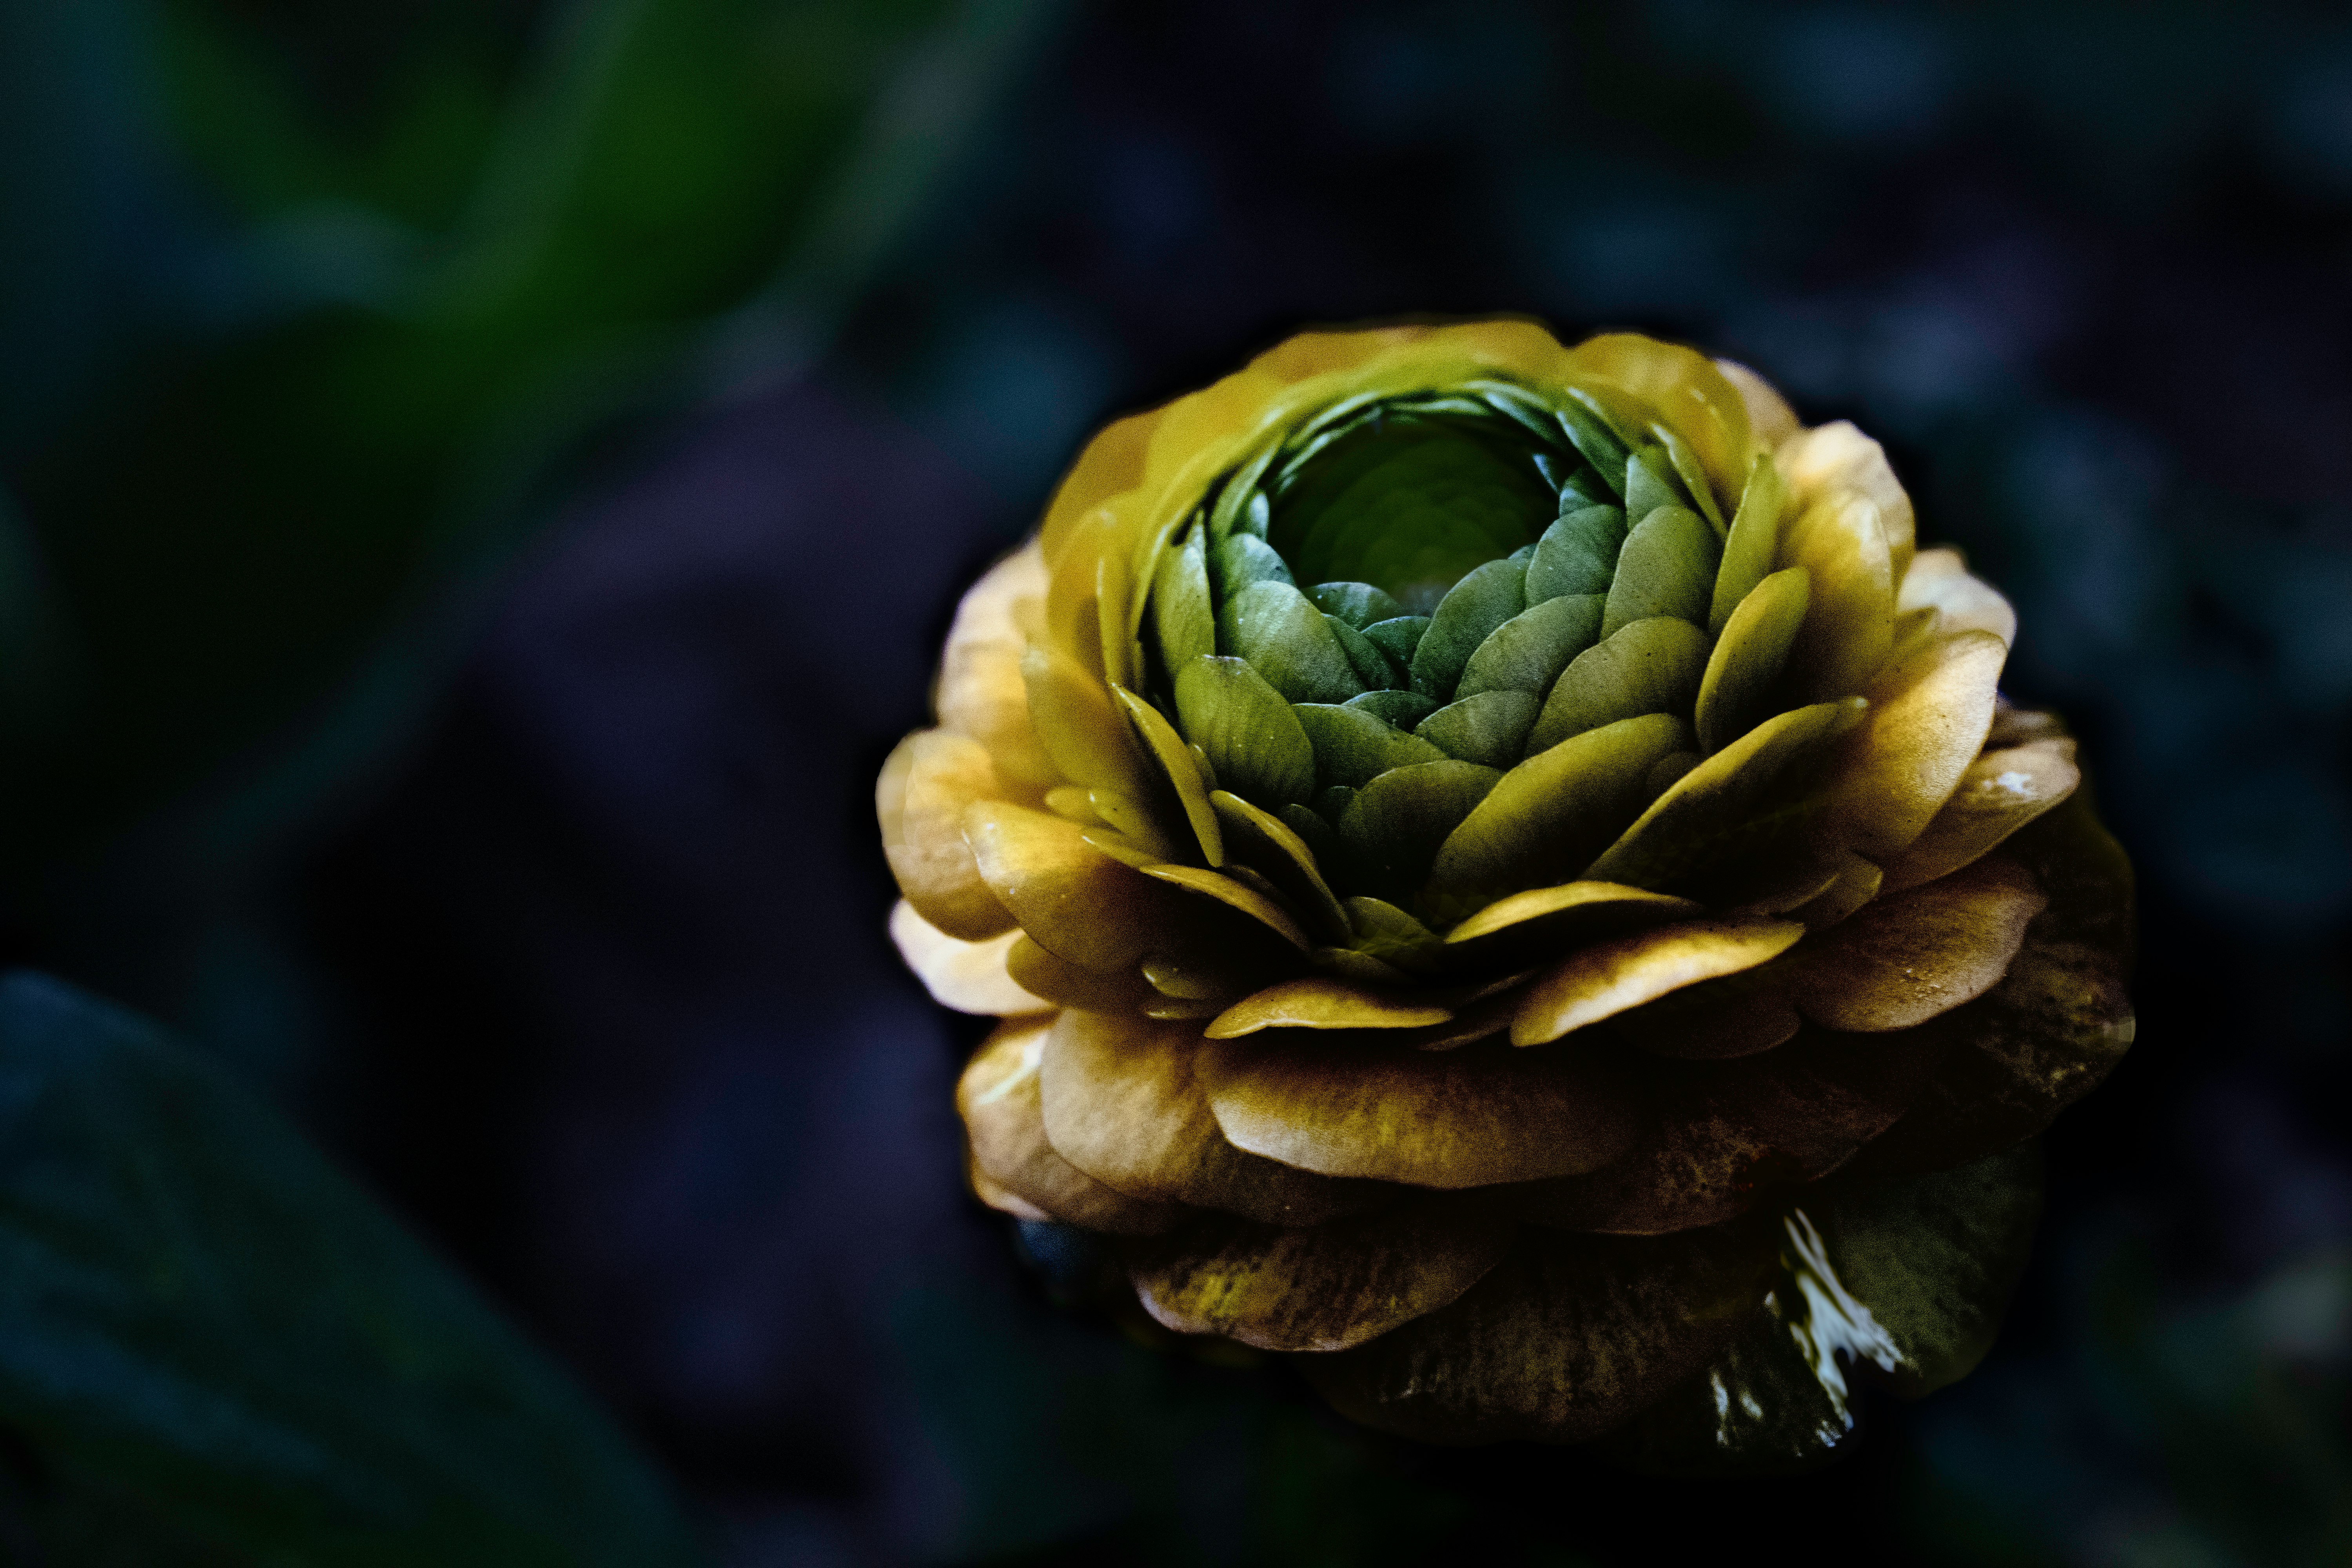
[3,0,1048,871]
[0,970,702,1566]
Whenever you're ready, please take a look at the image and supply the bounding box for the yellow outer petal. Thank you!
[1511,918,1808,1045]
[1822,628,2008,859]
[889,902,1049,1016]
[1037,1009,1378,1225]
[1205,977,1453,1038]
[936,543,1057,788]
[1038,408,1163,564]
[1561,332,1757,506]
[1715,359,1800,449]
[1898,546,2018,646]
[879,729,1016,941]
[1775,489,1894,702]
[1198,1036,1639,1189]
[963,799,1185,971]
[1789,854,2047,1031]
[1878,742,2080,894]
[1780,419,1915,583]
[958,1017,1180,1235]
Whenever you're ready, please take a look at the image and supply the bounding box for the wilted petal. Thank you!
[1789,854,2045,1032]
[1199,1034,1639,1188]
[958,1018,1181,1234]
[1508,1025,1951,1234]
[890,902,1047,1016]
[880,730,1017,940]
[1129,1197,1509,1351]
[1299,1224,1777,1444]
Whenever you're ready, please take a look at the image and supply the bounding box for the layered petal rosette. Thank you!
[880,320,2134,1468]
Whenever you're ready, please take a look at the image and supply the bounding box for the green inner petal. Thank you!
[1457,592,1605,701]
[1309,580,1406,628]
[1173,654,1316,806]
[1529,615,1712,755]
[1324,612,1401,688]
[1410,557,1527,699]
[1602,505,1720,638]
[1213,532,1293,599]
[1345,688,1441,729]
[1526,506,1628,603]
[1336,760,1505,905]
[1220,580,1366,704]
[1417,690,1542,768]
[1362,615,1431,668]
[1294,702,1450,788]
[1151,521,1216,675]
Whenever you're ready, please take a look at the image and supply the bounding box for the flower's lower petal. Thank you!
[1507,1025,1951,1233]
[966,1155,1051,1222]
[1788,854,2045,1031]
[1822,628,2007,860]
[1602,965,1803,1060]
[1510,918,1806,1045]
[1198,1034,1639,1188]
[880,730,1017,941]
[1877,744,2080,895]
[1586,1295,1844,1476]
[958,1018,1182,1236]
[1808,1143,2044,1396]
[964,800,1189,971]
[1037,1010,1381,1226]
[889,902,1047,1016]
[1127,1197,1510,1352]
[1298,1223,1777,1445]
[938,544,1059,788]
[1846,794,2135,1176]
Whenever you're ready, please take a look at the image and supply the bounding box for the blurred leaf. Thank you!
[0,969,702,1566]
[6,0,1056,874]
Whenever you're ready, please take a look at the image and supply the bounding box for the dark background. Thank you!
[3,1,2350,1563]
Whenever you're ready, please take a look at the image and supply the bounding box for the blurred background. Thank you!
[1,0,2349,1563]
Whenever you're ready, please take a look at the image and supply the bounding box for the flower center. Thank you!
[1143,377,1737,920]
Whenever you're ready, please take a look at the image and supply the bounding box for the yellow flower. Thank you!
[878,319,2134,1466]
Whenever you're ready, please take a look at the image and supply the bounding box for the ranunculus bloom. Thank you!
[879,320,2134,1468]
